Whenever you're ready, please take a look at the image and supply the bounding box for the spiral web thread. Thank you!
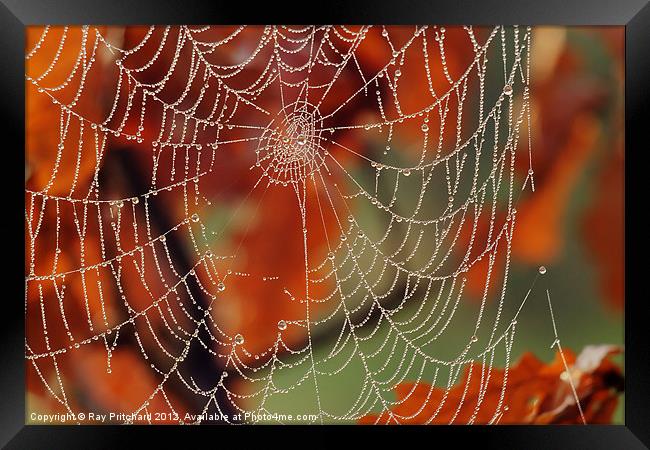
[25,25,580,424]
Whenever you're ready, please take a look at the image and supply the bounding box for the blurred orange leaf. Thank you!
[359,345,623,424]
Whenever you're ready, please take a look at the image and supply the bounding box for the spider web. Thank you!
[24,25,575,425]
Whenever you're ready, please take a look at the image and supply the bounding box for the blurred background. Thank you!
[25,26,624,424]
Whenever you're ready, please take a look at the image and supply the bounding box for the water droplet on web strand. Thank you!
[234,334,244,345]
[278,320,287,331]
[504,84,513,96]
[538,266,547,275]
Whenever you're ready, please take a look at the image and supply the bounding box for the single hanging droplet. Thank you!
[218,282,226,292]
[234,334,244,345]
[538,266,547,275]
[471,335,479,343]
[504,84,513,96]
[296,135,307,146]
[277,320,287,331]
[191,213,199,223]
[403,169,411,176]
[421,123,429,132]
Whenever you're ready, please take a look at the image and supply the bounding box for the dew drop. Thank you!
[504,84,513,96]
[538,266,547,275]
[277,320,287,331]
[234,334,244,345]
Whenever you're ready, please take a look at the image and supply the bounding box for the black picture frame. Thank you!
[1,1,647,448]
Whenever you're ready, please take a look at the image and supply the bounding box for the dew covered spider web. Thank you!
[25,25,580,424]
